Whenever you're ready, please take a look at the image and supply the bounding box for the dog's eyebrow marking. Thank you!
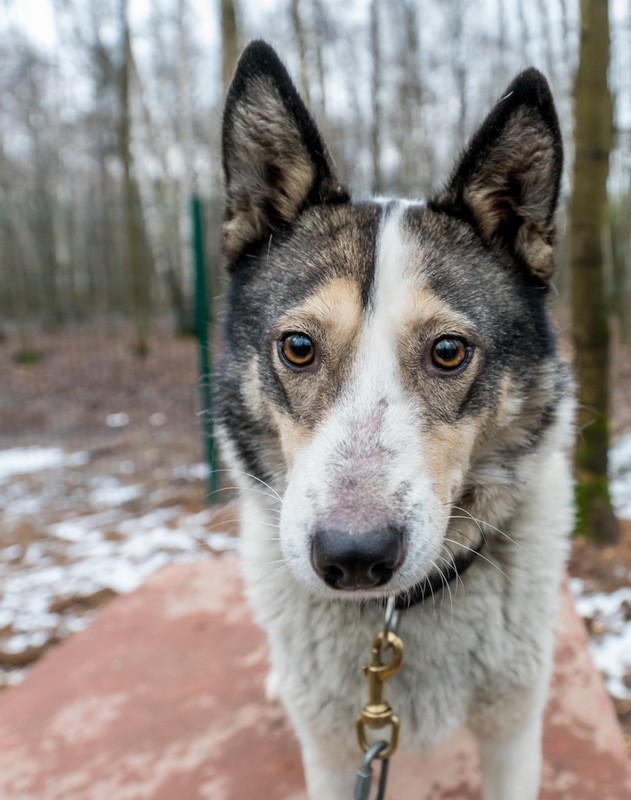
[279,277,362,339]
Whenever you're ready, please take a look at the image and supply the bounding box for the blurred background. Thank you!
[0,0,630,747]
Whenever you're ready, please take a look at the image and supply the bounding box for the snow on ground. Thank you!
[0,447,88,483]
[0,446,238,687]
[571,579,631,700]
[610,434,631,520]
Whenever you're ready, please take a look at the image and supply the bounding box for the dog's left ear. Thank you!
[222,40,349,263]
[430,69,562,282]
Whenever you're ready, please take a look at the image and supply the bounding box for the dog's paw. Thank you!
[264,670,281,703]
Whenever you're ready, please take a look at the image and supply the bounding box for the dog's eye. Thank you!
[280,333,316,368]
[431,336,469,371]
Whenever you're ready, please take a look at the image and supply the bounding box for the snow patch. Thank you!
[0,447,87,482]
[88,479,143,507]
[173,463,209,481]
[571,579,631,700]
[105,413,130,428]
[610,433,631,519]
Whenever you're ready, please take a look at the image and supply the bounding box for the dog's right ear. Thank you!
[222,41,349,264]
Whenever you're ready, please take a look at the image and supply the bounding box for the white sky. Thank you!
[4,0,629,50]
[1,0,280,51]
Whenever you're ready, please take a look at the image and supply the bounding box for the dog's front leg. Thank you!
[302,742,356,800]
[477,707,544,800]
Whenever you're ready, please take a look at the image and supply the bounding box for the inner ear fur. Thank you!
[222,40,348,264]
[430,69,563,282]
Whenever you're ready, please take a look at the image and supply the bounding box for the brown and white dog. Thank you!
[215,40,574,799]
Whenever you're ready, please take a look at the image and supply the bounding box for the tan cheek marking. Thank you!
[243,358,267,420]
[495,374,524,429]
[270,407,310,471]
[424,420,480,506]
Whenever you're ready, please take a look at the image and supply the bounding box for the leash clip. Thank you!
[356,604,404,760]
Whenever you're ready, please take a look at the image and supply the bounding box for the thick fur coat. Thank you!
[215,41,574,800]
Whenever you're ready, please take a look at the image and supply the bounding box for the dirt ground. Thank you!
[1,313,630,747]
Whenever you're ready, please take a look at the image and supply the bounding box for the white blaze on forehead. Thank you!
[355,202,416,394]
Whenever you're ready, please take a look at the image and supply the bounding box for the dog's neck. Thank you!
[393,534,485,610]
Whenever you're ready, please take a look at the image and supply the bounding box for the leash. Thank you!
[353,536,485,798]
[354,597,402,800]
[353,742,390,800]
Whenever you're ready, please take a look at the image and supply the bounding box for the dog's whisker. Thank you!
[439,550,465,595]
[204,484,283,509]
[445,524,484,553]
[447,525,484,552]
[443,534,513,584]
[436,562,454,619]
[449,506,525,551]
[239,559,288,587]
[203,518,280,534]
[446,507,488,545]
[208,468,284,504]
[206,517,280,530]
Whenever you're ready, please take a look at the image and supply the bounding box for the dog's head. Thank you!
[217,41,564,600]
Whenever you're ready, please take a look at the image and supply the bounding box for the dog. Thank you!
[215,40,574,800]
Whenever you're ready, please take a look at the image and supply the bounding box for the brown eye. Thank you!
[280,333,316,368]
[431,336,469,371]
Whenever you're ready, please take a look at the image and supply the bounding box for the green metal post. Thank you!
[191,195,220,500]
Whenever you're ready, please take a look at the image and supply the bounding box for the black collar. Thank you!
[393,536,485,610]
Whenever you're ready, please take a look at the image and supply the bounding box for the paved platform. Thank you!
[0,558,629,799]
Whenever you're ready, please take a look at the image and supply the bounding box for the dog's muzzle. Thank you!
[310,526,404,590]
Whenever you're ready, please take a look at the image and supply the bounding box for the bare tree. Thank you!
[220,0,240,97]
[119,0,154,357]
[311,0,328,116]
[369,0,383,194]
[290,0,311,105]
[446,0,468,146]
[570,0,619,542]
[393,0,432,195]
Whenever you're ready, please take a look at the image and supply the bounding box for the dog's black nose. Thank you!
[311,527,404,590]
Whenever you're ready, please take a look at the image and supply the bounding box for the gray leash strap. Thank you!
[383,596,400,638]
[353,741,390,800]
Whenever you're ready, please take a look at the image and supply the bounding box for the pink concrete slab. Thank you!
[0,559,629,800]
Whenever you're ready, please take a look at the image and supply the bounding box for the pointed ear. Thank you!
[430,69,563,282]
[221,40,349,263]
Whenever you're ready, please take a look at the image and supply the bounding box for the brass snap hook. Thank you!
[356,630,404,759]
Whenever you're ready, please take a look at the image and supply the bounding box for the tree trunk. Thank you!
[120,0,153,357]
[290,0,311,105]
[369,0,383,194]
[394,0,426,195]
[450,0,468,147]
[37,196,62,330]
[312,0,327,116]
[220,0,239,97]
[570,0,619,542]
